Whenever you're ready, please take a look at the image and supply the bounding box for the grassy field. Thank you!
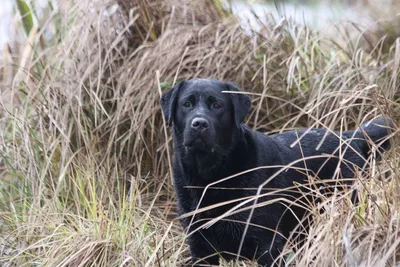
[0,0,399,266]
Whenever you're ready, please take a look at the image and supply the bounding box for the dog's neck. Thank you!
[173,125,250,185]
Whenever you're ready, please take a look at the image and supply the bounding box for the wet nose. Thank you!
[191,118,209,131]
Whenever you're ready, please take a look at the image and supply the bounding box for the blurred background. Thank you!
[1,0,399,55]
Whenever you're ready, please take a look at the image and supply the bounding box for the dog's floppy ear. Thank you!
[160,81,185,126]
[225,82,251,127]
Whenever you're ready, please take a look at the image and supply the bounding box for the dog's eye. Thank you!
[183,101,192,108]
[212,103,221,109]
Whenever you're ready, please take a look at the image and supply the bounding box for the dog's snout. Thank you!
[191,118,209,131]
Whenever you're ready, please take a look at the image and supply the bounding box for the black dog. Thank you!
[160,78,393,266]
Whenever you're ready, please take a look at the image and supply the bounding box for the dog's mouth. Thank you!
[184,137,208,151]
[184,137,219,154]
[183,126,217,153]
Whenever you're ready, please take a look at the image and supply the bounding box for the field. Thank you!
[0,0,400,266]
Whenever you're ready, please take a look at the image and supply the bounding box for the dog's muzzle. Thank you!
[191,117,209,132]
[184,117,213,151]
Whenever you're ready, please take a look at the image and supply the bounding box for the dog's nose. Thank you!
[191,118,209,131]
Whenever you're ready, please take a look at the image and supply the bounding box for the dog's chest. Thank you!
[198,215,267,258]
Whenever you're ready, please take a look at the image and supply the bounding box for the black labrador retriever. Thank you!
[160,78,393,266]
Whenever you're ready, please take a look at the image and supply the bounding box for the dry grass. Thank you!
[0,0,399,266]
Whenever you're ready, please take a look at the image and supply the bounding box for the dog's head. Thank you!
[161,78,251,154]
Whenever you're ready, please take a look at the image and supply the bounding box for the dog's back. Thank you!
[270,116,394,180]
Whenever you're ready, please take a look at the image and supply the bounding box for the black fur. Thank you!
[160,78,394,266]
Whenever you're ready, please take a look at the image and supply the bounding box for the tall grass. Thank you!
[0,0,399,266]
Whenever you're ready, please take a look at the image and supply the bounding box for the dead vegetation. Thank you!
[0,0,399,266]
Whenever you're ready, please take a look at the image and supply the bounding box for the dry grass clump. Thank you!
[0,0,399,266]
[283,154,400,266]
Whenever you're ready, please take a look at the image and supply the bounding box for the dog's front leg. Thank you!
[187,231,220,266]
